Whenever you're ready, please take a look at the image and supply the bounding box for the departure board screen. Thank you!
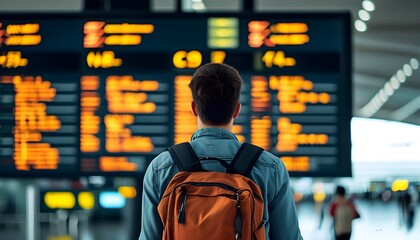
[0,13,351,177]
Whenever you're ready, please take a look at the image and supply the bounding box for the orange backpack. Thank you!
[158,142,266,240]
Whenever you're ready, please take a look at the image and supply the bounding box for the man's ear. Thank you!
[232,103,241,118]
[191,101,198,116]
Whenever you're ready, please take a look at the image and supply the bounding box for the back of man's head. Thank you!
[189,63,242,125]
[336,186,346,197]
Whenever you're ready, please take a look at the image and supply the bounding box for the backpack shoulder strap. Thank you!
[168,142,203,171]
[230,143,264,177]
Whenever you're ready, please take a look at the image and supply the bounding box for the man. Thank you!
[329,185,360,240]
[140,63,302,239]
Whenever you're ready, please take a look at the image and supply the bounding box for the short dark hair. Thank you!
[336,186,346,196]
[189,63,242,125]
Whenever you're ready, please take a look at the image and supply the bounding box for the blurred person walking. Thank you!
[399,190,411,228]
[329,185,360,240]
[406,186,418,230]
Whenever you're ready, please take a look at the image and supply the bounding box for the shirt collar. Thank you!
[191,127,238,141]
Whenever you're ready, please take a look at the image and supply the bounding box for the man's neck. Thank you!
[197,119,233,132]
[336,195,345,201]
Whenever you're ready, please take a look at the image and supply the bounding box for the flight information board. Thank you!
[0,13,352,177]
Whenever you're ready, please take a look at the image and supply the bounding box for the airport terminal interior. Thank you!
[0,0,419,239]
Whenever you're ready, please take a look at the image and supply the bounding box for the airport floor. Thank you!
[0,199,419,240]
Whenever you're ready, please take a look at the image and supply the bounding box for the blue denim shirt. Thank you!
[139,128,303,240]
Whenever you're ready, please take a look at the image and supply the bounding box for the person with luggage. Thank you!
[139,63,302,240]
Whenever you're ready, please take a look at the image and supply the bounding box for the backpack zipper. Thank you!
[162,181,239,198]
[234,192,242,240]
[184,181,238,192]
[178,188,187,223]
[163,180,263,200]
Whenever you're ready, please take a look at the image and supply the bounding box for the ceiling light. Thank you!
[410,58,419,69]
[374,93,384,105]
[365,105,374,115]
[397,70,406,83]
[192,2,206,11]
[390,76,400,90]
[378,90,388,102]
[384,82,394,96]
[354,20,367,32]
[371,98,380,110]
[359,57,417,118]
[358,10,371,21]
[364,101,379,116]
[403,64,413,76]
[362,0,375,11]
